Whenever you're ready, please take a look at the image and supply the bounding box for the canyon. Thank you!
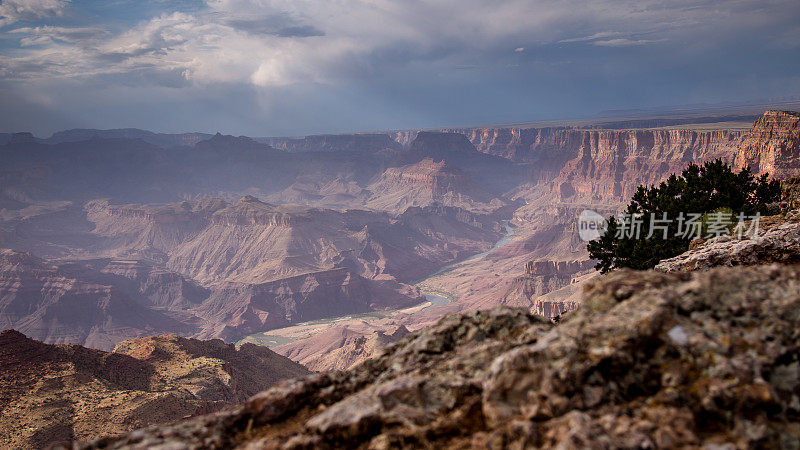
[0,111,797,362]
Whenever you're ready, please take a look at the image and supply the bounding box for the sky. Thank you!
[0,0,799,137]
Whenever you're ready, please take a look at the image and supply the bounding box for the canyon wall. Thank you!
[451,127,744,161]
[446,127,749,203]
[501,259,595,318]
[0,192,504,349]
[80,196,502,286]
[523,259,595,277]
[273,325,410,372]
[391,124,753,206]
[0,250,196,350]
[446,115,798,202]
[733,110,800,179]
[0,248,422,349]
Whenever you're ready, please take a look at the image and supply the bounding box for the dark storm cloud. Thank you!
[0,0,799,136]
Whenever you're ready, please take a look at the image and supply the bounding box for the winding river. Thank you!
[417,222,516,309]
[239,222,517,347]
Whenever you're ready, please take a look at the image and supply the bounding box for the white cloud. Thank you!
[559,31,665,46]
[19,35,53,47]
[593,38,664,47]
[0,0,70,26]
[10,26,108,43]
[559,31,623,43]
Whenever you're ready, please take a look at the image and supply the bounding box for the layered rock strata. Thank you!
[733,110,800,179]
[501,259,596,318]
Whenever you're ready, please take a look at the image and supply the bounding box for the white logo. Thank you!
[578,209,608,242]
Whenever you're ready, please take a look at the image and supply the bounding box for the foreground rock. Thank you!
[655,212,800,273]
[77,263,800,449]
[0,331,309,449]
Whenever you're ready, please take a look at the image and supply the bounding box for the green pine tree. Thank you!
[588,160,781,273]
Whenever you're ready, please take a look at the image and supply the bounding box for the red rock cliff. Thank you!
[733,110,800,179]
[449,127,748,202]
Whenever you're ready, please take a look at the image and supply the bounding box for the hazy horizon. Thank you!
[4,96,799,139]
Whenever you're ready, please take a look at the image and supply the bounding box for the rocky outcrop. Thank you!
[208,196,312,227]
[0,250,195,350]
[734,110,800,179]
[655,213,800,273]
[84,198,227,261]
[274,325,411,372]
[97,259,209,310]
[113,335,310,402]
[77,264,800,449]
[399,131,526,195]
[0,330,308,449]
[781,177,800,211]
[366,158,505,213]
[378,158,472,195]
